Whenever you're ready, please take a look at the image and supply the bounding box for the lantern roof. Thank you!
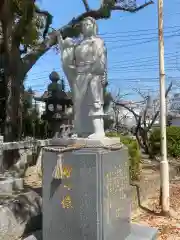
[34,90,72,105]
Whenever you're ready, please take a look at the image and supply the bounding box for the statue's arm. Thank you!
[102,42,108,86]
[92,39,107,81]
[93,39,106,67]
[56,31,64,52]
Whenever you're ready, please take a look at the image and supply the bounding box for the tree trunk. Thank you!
[3,49,25,169]
[0,21,6,135]
[4,72,23,141]
[2,74,21,170]
[0,55,6,134]
[18,85,23,140]
[135,127,150,155]
[1,8,25,170]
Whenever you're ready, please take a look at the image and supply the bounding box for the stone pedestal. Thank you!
[42,138,158,240]
[0,176,23,193]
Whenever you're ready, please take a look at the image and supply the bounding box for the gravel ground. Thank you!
[24,166,42,189]
[132,177,180,240]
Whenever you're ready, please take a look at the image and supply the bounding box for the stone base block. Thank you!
[22,225,158,240]
[13,177,23,190]
[126,223,158,240]
[50,136,122,148]
[23,231,42,240]
[0,178,13,193]
[0,177,23,194]
[43,146,131,240]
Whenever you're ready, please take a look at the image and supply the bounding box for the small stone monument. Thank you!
[34,71,73,138]
[42,17,158,240]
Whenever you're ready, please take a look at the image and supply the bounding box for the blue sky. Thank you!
[25,0,180,101]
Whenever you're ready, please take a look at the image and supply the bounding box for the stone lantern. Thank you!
[34,71,73,138]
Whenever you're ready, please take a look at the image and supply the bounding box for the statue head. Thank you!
[81,17,98,37]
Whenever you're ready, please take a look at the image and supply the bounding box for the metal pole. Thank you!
[158,0,170,214]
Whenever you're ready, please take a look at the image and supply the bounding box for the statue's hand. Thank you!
[101,73,108,87]
[68,65,76,69]
[104,81,108,87]
[94,102,101,110]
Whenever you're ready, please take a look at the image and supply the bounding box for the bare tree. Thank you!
[111,90,130,133]
[20,0,154,72]
[113,82,173,155]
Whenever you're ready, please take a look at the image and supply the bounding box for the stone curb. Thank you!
[0,177,23,193]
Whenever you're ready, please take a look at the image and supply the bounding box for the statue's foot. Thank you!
[71,133,78,138]
[87,133,106,139]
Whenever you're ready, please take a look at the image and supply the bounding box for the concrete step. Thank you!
[0,177,23,194]
[125,223,158,240]
[23,231,42,240]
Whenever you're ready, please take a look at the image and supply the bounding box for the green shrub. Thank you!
[105,132,141,181]
[149,128,161,156]
[122,136,141,181]
[149,126,180,158]
[105,132,120,138]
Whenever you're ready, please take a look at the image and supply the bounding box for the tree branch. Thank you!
[148,81,173,130]
[23,31,57,73]
[23,0,154,73]
[13,1,35,46]
[82,0,90,11]
[135,115,145,149]
[113,100,139,123]
[111,0,154,13]
[35,6,53,38]
[143,97,151,128]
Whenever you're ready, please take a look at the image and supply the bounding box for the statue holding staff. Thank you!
[58,17,107,139]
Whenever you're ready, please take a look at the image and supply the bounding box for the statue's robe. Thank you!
[73,36,107,137]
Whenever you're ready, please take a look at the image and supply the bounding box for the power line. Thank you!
[103,27,180,40]
[28,51,180,78]
[108,33,180,50]
[100,24,180,36]
[27,51,180,80]
[109,59,177,68]
[109,53,178,64]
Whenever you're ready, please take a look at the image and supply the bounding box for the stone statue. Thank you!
[58,17,107,139]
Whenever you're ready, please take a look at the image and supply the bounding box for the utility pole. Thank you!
[158,0,170,214]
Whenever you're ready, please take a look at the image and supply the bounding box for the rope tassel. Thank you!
[52,153,64,180]
[36,148,43,177]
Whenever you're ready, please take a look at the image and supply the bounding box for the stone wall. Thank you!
[0,139,52,173]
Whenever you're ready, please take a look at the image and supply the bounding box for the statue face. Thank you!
[82,19,96,37]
